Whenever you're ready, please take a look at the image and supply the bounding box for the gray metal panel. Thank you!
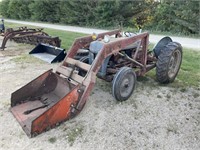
[31,53,56,63]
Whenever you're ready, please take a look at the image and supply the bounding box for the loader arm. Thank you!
[10,30,150,137]
[75,32,149,110]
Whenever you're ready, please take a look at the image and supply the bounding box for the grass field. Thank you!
[4,22,200,87]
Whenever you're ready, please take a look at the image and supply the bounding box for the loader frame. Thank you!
[11,29,158,137]
[57,29,153,111]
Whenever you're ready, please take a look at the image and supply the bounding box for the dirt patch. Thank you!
[0,40,199,150]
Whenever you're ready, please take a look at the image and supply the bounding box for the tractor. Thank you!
[10,29,182,137]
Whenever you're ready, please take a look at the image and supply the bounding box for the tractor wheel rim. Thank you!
[120,74,134,98]
[168,50,181,78]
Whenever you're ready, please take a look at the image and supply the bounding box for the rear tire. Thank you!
[112,67,136,101]
[156,42,182,83]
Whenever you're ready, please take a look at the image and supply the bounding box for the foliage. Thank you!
[0,0,31,20]
[0,0,10,18]
[94,0,155,28]
[29,0,60,22]
[0,0,199,35]
[59,0,97,26]
[147,0,199,35]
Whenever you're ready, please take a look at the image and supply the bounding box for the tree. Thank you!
[0,0,198,35]
[147,0,199,35]
[29,0,60,23]
[94,0,157,29]
[0,0,32,20]
[59,0,98,26]
[0,0,10,18]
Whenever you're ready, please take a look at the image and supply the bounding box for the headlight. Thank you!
[103,35,110,43]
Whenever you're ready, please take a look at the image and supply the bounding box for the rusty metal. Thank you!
[10,69,82,137]
[0,27,61,50]
[11,29,160,137]
[118,52,144,67]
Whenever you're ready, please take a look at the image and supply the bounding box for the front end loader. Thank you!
[10,29,182,137]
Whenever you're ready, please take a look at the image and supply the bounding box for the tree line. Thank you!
[0,0,199,35]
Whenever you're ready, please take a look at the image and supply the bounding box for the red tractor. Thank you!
[10,29,182,137]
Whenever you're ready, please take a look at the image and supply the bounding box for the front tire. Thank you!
[112,67,136,101]
[156,42,182,83]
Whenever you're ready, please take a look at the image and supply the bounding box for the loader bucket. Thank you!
[29,43,66,63]
[10,69,84,137]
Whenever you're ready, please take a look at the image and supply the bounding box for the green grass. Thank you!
[67,127,83,146]
[48,137,57,143]
[12,54,45,64]
[178,48,200,86]
[44,28,86,49]
[146,48,200,87]
[4,22,200,87]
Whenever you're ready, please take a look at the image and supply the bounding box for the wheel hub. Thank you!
[168,50,181,78]
[112,67,136,101]
[120,75,134,98]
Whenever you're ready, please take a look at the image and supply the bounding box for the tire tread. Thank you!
[156,42,182,83]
